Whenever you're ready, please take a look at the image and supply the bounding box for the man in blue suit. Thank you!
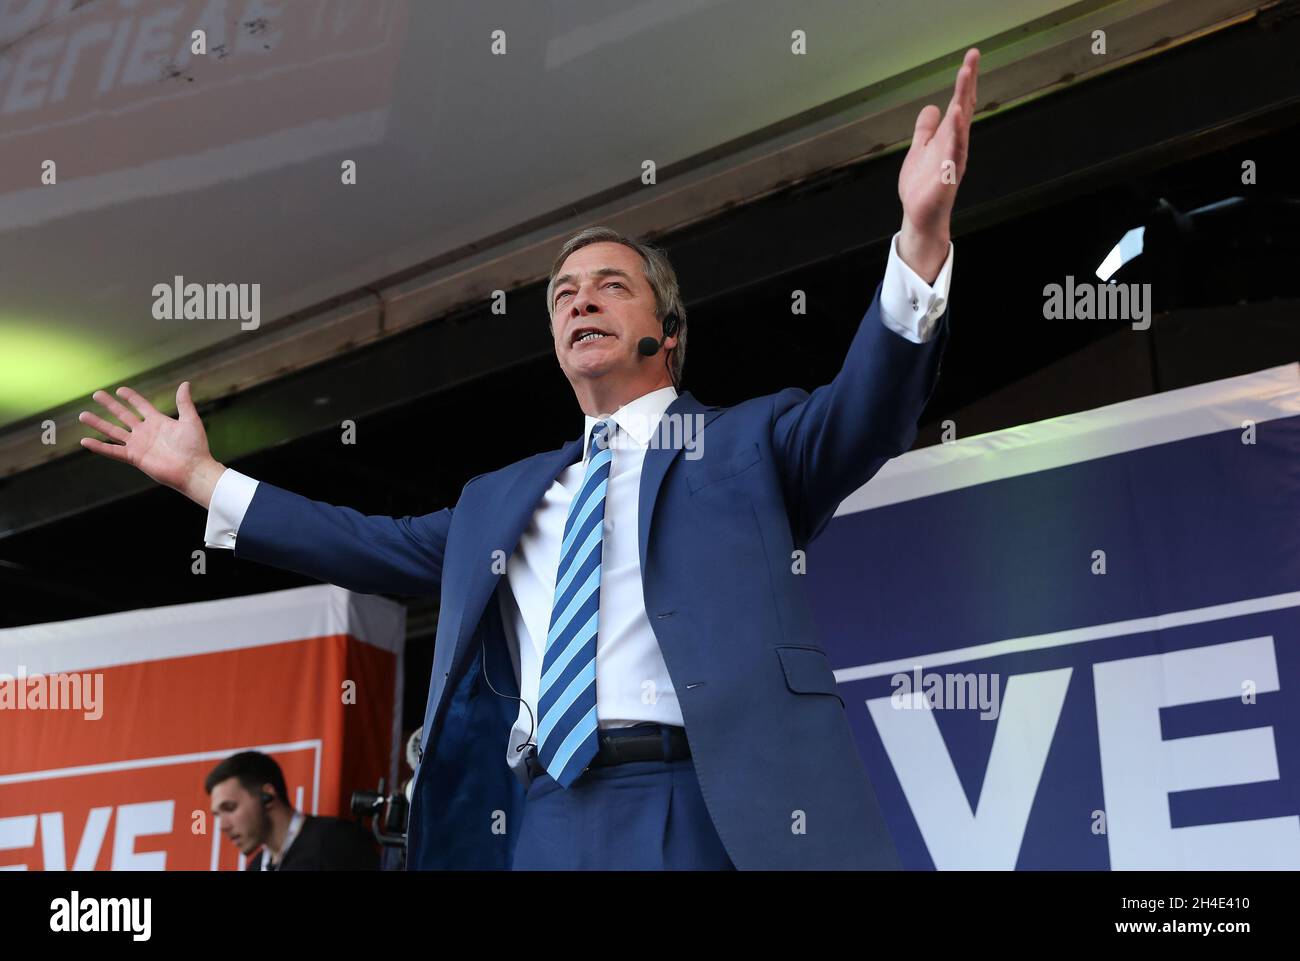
[80,50,979,869]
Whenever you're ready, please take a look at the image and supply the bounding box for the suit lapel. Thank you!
[445,435,584,681]
[637,391,721,574]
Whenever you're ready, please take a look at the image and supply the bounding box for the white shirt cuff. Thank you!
[880,230,954,343]
[203,468,260,550]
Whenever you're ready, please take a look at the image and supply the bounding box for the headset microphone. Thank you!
[637,310,680,357]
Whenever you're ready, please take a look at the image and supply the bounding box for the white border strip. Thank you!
[834,589,1300,682]
[0,739,322,794]
[836,363,1300,516]
[0,584,406,674]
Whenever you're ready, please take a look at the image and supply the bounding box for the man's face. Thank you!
[210,778,269,856]
[550,242,673,389]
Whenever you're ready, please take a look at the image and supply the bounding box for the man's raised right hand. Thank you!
[78,382,227,509]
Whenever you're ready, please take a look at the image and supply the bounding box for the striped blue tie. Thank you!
[537,419,614,787]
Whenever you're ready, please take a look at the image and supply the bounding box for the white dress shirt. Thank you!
[260,809,304,870]
[204,232,953,784]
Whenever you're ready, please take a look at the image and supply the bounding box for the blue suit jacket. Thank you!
[233,280,949,869]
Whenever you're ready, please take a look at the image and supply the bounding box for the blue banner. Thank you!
[809,365,1300,869]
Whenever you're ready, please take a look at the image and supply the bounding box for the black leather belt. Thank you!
[526,724,690,779]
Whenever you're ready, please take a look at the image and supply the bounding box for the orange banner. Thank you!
[0,585,404,870]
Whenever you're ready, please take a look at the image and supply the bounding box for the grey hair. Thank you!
[545,225,688,389]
